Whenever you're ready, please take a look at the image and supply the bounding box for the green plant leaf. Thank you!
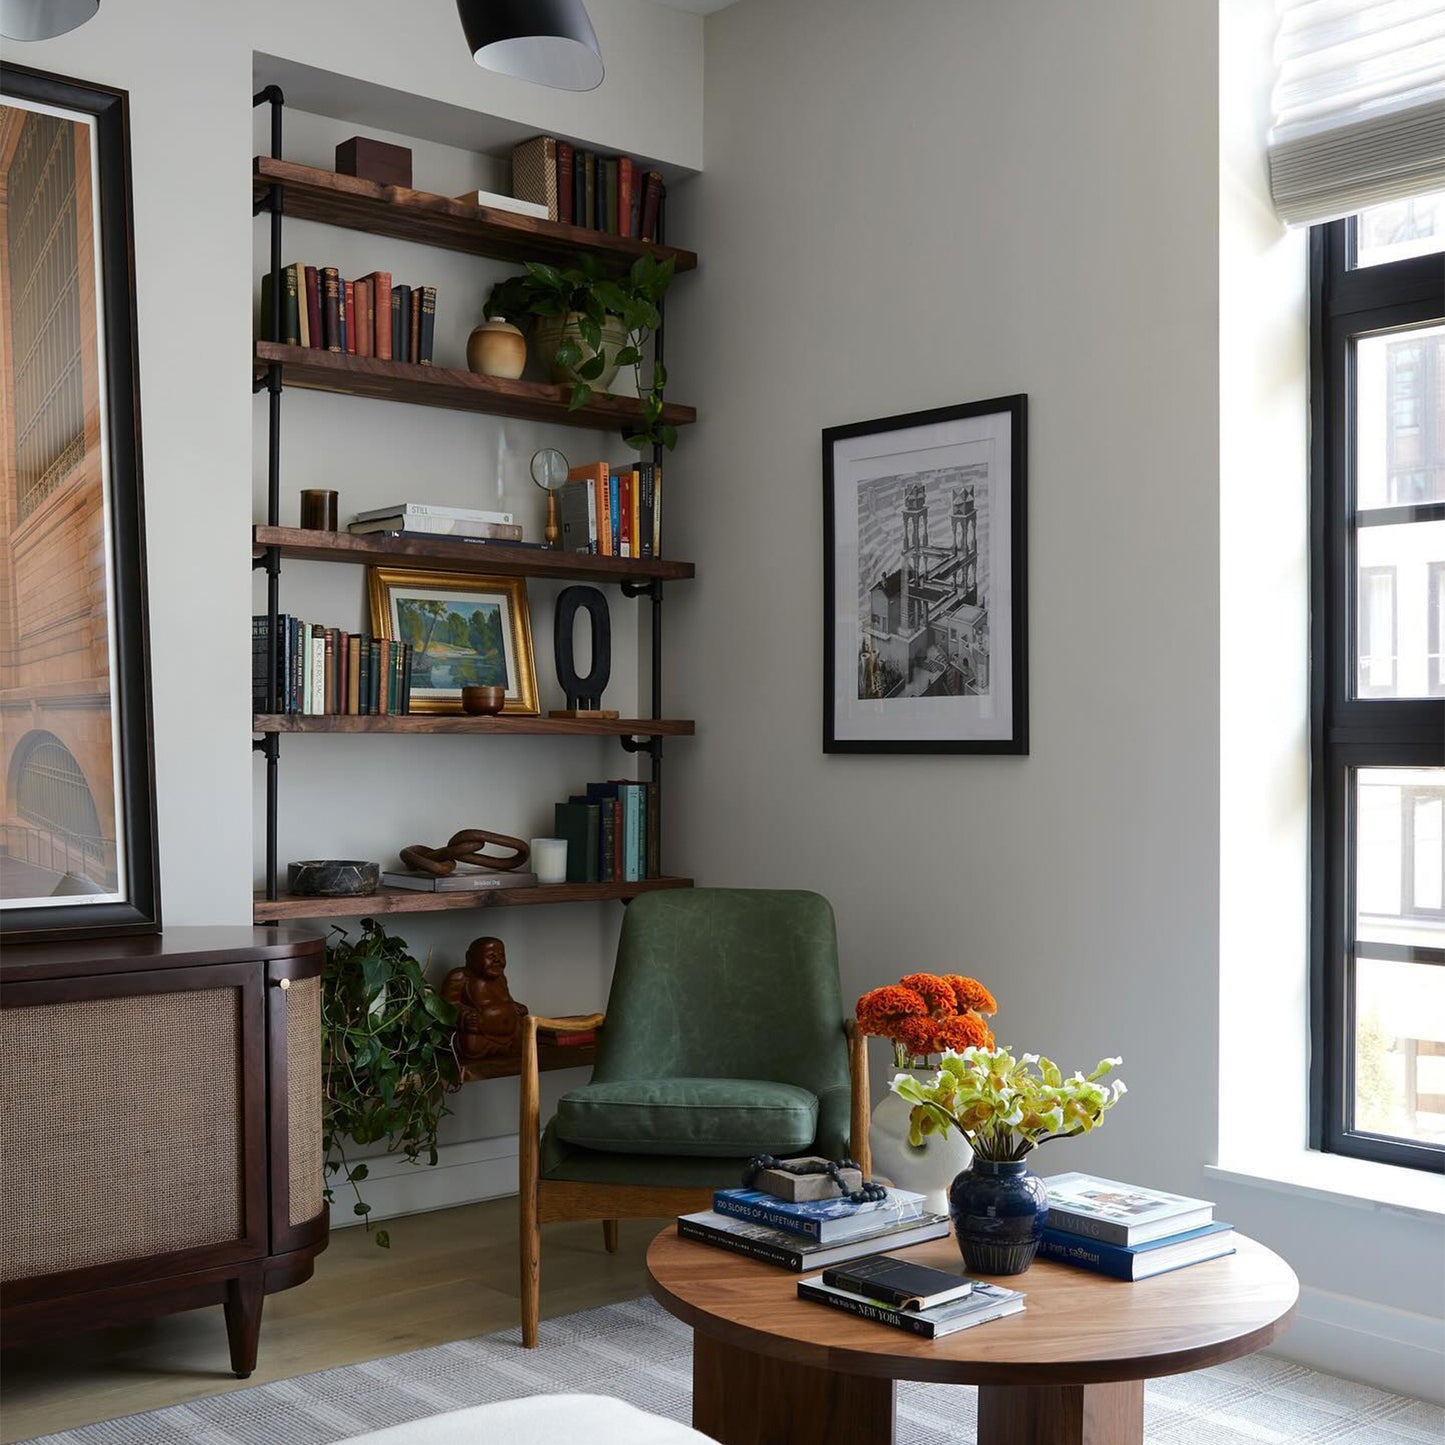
[614,347,641,368]
[353,1201,371,1215]
[577,353,607,382]
[661,424,678,450]
[375,1229,391,1249]
[569,381,593,411]
[348,1163,369,1182]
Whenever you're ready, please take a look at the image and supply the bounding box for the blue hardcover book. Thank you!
[713,1188,925,1243]
[619,782,643,882]
[608,468,620,555]
[1037,1221,1235,1281]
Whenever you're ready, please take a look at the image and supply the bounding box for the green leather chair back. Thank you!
[594,888,851,1102]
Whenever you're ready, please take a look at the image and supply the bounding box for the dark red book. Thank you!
[409,288,422,364]
[640,171,662,243]
[344,279,356,354]
[303,265,321,348]
[364,271,392,360]
[557,141,575,226]
[321,267,341,351]
[539,1028,596,1048]
[618,156,634,237]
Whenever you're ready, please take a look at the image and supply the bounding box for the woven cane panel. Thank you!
[286,977,325,1225]
[0,988,243,1281]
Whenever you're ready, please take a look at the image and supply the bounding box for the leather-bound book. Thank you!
[321,267,341,352]
[409,288,422,364]
[363,271,392,360]
[618,157,634,237]
[343,279,356,353]
[303,265,320,347]
[640,172,663,243]
[418,286,436,365]
[355,278,373,358]
[557,141,574,226]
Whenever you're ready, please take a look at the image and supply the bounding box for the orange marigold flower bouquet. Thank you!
[855,972,997,1068]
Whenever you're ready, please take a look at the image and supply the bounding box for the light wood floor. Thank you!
[0,1200,666,1444]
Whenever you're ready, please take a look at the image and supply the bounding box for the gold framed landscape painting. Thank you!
[368,568,538,715]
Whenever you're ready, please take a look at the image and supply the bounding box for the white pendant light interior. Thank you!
[1,0,99,41]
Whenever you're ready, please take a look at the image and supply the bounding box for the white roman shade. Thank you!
[1268,0,1445,227]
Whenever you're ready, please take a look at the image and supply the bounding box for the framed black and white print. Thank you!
[823,396,1027,754]
[0,66,159,940]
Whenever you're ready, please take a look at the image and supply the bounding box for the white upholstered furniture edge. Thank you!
[338,1394,711,1444]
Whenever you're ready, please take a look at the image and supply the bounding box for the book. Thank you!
[409,288,422,363]
[418,286,436,365]
[260,265,300,346]
[582,151,597,233]
[303,265,320,347]
[556,143,574,226]
[381,869,540,892]
[554,801,600,883]
[511,135,558,221]
[355,277,373,357]
[677,1211,951,1274]
[558,479,595,554]
[617,466,632,558]
[713,1188,926,1243]
[353,502,516,525]
[603,155,618,233]
[347,516,523,541]
[321,267,341,351]
[640,171,663,243]
[1038,1222,1236,1281]
[364,271,392,359]
[291,263,309,347]
[618,156,635,237]
[1041,1173,1214,1246]
[573,149,586,231]
[343,278,356,354]
[820,1255,973,1311]
[457,187,550,221]
[567,463,612,556]
[394,284,411,366]
[309,628,326,715]
[537,1024,596,1047]
[797,1276,1025,1340]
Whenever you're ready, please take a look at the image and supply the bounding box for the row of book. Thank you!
[260,264,437,364]
[512,135,666,241]
[553,779,659,883]
[1037,1172,1234,1282]
[252,616,414,716]
[346,501,527,545]
[561,460,662,558]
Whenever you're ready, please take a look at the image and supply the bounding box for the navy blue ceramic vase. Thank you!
[947,1158,1050,1275]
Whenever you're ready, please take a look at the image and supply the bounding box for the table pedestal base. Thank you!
[977,1379,1144,1445]
[692,1334,894,1445]
[691,1334,1145,1445]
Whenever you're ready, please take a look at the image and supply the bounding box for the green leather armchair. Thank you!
[518,888,870,1347]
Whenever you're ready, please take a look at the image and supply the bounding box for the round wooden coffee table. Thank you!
[647,1227,1297,1445]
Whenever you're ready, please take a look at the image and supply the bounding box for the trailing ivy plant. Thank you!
[484,250,677,452]
[321,919,460,1247]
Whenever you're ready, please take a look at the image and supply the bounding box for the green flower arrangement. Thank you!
[891,1046,1127,1163]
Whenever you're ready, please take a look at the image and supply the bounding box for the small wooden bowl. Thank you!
[461,684,506,715]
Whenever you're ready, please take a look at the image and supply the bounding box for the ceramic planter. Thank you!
[532,312,629,390]
[868,1067,971,1216]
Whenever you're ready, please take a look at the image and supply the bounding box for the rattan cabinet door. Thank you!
[266,951,328,1257]
[0,962,268,1305]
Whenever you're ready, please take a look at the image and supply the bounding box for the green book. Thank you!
[554,802,599,883]
[260,264,300,345]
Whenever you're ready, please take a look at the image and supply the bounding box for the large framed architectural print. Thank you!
[0,66,158,940]
[824,396,1027,754]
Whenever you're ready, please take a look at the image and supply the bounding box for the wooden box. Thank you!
[336,136,412,189]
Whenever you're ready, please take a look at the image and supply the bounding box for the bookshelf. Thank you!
[252,89,695,926]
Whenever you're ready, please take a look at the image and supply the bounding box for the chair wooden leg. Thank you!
[520,1017,542,1348]
[602,1218,619,1253]
[846,1017,873,1178]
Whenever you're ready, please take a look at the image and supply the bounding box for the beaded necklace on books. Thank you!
[741,1155,888,1206]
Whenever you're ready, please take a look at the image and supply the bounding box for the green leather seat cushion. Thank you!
[553,1077,819,1157]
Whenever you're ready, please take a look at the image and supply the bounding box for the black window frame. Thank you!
[1309,216,1445,1174]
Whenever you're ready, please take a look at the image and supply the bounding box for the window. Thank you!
[11,731,103,859]
[1311,200,1445,1171]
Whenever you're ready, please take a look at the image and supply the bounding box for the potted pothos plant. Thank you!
[484,251,677,451]
[321,919,460,1247]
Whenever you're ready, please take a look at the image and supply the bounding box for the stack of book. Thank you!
[347,501,528,546]
[798,1256,1026,1339]
[678,1186,950,1273]
[560,460,662,558]
[381,865,537,894]
[512,135,666,241]
[554,779,658,883]
[261,264,437,364]
[253,616,412,716]
[1038,1173,1235,1281]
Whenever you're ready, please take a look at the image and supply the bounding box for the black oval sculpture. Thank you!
[554,585,612,711]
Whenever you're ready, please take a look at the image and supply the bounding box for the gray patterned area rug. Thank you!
[20,1297,1444,1445]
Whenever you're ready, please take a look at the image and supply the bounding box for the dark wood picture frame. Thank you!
[0,65,159,941]
[823,395,1028,754]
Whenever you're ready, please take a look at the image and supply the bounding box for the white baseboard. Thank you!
[1270,1285,1445,1404]
[328,1135,520,1230]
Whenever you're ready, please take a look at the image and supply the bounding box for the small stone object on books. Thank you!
[745,1155,868,1203]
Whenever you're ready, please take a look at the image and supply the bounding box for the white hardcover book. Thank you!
[310,634,326,714]
[457,188,550,220]
[352,502,515,524]
[1041,1173,1214,1246]
[300,624,313,716]
[586,485,598,549]
[348,515,523,540]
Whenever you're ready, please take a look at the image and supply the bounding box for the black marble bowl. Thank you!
[286,859,381,897]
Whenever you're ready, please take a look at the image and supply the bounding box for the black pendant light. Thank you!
[1,0,98,40]
[457,0,604,92]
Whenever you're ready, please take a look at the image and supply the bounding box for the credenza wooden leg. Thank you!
[223,1269,265,1379]
[976,1379,1145,1445]
[692,1333,894,1445]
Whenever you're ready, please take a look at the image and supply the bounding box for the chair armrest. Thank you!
[530,1013,605,1034]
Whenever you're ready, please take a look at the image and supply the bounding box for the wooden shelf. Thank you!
[253,526,695,583]
[254,157,698,275]
[255,342,698,430]
[460,1043,596,1083]
[253,713,693,736]
[252,875,693,922]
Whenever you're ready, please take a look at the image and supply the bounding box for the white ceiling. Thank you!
[654,0,740,13]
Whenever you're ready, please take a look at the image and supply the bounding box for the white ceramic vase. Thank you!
[868,1066,972,1217]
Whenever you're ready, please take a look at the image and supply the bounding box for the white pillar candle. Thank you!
[531,837,568,884]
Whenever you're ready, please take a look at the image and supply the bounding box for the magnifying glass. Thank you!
[530,448,569,549]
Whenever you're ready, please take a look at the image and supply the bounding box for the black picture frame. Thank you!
[823,395,1028,755]
[0,65,159,941]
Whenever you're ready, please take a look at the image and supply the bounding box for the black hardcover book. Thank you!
[393,285,411,365]
[638,461,654,558]
[321,266,341,352]
[573,150,585,230]
[358,633,372,717]
[401,642,413,715]
[289,615,302,714]
[369,638,382,713]
[418,286,436,365]
[558,481,594,554]
[820,1255,973,1311]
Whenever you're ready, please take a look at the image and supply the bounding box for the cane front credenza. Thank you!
[0,927,328,1377]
